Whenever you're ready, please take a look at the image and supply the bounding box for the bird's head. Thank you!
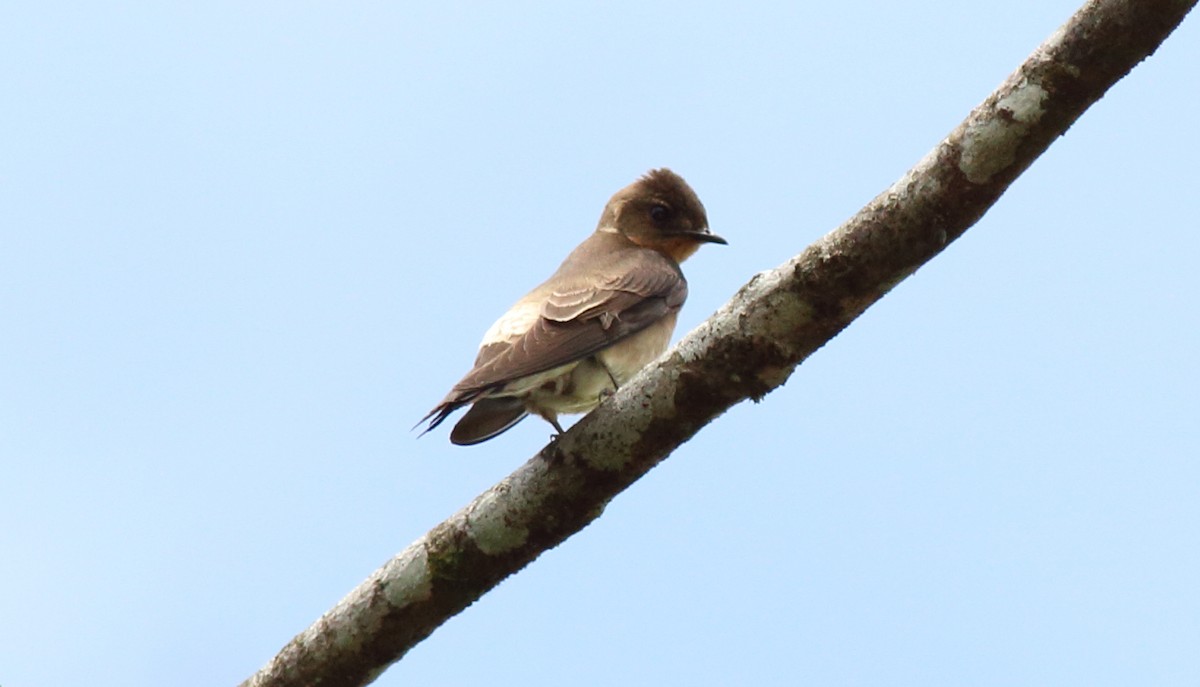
[599,168,726,262]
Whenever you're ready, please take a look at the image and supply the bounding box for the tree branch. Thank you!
[240,1,1196,685]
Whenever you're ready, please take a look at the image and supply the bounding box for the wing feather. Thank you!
[449,253,686,399]
[419,238,689,435]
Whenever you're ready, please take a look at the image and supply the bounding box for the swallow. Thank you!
[419,168,725,445]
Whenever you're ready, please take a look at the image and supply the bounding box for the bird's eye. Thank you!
[649,204,671,223]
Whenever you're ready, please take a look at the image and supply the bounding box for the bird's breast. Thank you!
[523,311,680,416]
[596,310,679,385]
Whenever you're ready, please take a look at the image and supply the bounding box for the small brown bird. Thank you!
[420,169,725,445]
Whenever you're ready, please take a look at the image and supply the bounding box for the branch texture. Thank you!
[242,1,1195,685]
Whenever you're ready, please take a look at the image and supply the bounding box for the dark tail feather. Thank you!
[448,397,528,445]
[414,400,465,438]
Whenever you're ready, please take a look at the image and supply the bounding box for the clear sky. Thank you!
[3,2,1198,685]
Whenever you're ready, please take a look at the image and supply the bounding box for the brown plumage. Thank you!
[419,169,725,445]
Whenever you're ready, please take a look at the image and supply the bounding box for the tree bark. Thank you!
[240,1,1196,685]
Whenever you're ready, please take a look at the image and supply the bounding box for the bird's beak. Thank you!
[682,228,727,245]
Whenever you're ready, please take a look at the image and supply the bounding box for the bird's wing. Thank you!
[451,253,687,399]
[416,248,686,435]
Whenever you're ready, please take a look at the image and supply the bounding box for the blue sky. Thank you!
[3,2,1198,685]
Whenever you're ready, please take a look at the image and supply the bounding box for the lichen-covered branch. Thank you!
[240,1,1196,685]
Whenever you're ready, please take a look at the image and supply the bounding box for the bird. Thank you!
[419,168,725,445]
